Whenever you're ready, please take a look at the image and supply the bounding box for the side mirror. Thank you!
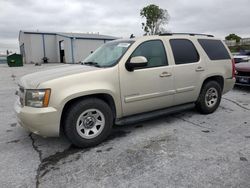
[125,56,148,71]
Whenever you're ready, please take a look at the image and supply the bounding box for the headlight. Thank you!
[25,89,51,108]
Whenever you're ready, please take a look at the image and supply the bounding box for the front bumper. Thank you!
[14,101,60,137]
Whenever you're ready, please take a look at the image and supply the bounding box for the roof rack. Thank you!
[159,33,214,37]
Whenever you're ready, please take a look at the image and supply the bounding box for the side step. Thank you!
[115,103,195,126]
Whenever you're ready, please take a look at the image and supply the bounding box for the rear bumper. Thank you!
[235,75,250,86]
[223,78,235,94]
[14,101,60,137]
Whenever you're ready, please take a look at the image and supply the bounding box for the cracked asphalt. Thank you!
[0,64,250,188]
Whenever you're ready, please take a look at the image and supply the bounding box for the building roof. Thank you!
[58,32,118,40]
[20,30,118,40]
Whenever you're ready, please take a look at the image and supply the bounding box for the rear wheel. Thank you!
[196,81,222,114]
[64,98,113,148]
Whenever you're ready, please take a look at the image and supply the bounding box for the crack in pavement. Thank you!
[174,116,212,130]
[222,97,250,111]
[29,133,42,188]
[39,146,84,178]
[27,130,130,187]
[29,133,84,188]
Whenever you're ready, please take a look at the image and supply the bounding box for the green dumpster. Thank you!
[7,53,23,67]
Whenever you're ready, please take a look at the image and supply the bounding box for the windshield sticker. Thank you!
[117,43,131,48]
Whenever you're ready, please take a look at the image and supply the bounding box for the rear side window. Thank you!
[198,39,230,60]
[170,39,199,65]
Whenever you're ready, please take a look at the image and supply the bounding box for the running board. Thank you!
[115,103,195,126]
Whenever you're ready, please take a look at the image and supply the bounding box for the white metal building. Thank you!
[225,38,250,47]
[19,31,118,64]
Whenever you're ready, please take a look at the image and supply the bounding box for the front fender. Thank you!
[38,66,122,118]
[60,88,121,116]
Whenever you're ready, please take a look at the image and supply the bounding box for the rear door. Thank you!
[169,38,206,105]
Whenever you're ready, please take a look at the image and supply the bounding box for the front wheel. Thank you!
[196,81,222,114]
[64,98,113,148]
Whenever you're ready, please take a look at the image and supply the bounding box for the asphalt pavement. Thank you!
[0,64,249,188]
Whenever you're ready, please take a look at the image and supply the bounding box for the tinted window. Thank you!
[198,39,230,60]
[170,39,199,64]
[131,40,168,68]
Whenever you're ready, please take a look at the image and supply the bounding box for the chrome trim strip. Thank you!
[176,86,195,93]
[124,86,195,103]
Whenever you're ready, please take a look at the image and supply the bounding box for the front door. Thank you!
[119,39,175,116]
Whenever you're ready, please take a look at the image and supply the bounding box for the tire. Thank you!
[195,81,222,114]
[64,98,113,148]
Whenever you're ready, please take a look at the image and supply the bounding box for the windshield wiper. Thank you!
[81,61,100,67]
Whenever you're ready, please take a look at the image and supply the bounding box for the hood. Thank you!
[235,62,250,72]
[19,64,99,88]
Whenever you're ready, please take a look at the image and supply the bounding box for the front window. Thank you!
[130,40,168,68]
[83,40,134,67]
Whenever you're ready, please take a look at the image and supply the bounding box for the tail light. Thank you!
[232,58,236,78]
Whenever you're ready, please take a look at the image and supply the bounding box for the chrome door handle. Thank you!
[195,66,205,72]
[160,72,172,77]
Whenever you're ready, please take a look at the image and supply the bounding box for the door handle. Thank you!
[195,66,205,72]
[160,72,172,77]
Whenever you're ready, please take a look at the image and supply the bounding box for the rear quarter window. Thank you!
[198,39,231,60]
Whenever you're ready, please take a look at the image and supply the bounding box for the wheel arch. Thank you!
[196,75,224,114]
[201,75,224,91]
[60,93,117,136]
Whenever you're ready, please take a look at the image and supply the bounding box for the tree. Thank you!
[225,34,241,43]
[140,4,170,35]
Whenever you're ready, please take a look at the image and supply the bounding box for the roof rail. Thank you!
[159,33,214,37]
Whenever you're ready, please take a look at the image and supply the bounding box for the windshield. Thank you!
[83,40,134,67]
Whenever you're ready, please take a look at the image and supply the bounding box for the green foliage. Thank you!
[225,34,241,43]
[229,45,250,52]
[140,4,169,35]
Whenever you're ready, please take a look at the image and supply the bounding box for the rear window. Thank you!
[198,39,230,60]
[170,39,199,65]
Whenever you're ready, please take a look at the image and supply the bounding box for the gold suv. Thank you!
[15,33,236,147]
